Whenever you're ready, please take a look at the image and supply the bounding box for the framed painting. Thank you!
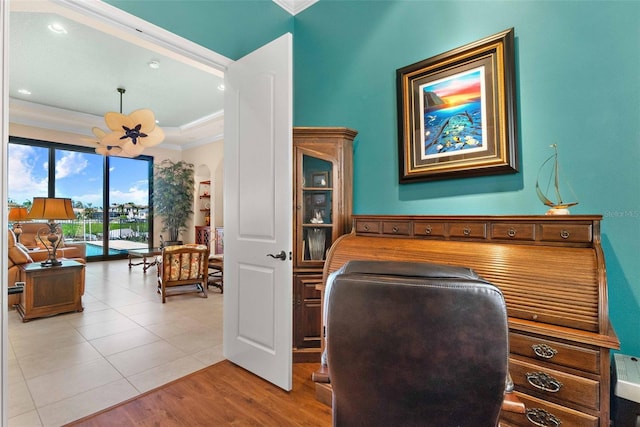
[312,193,326,206]
[397,28,518,182]
[312,171,329,188]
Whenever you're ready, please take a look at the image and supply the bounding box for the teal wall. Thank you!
[294,1,640,356]
[110,0,640,356]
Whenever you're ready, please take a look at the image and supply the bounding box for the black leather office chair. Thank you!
[325,260,512,427]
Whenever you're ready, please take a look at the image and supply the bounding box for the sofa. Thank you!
[7,225,86,308]
[8,229,32,306]
[18,222,86,261]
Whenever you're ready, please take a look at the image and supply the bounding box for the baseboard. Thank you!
[292,347,321,363]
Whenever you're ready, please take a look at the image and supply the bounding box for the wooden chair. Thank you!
[157,244,209,303]
[207,255,223,293]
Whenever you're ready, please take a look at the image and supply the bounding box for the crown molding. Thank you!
[273,0,319,15]
[9,98,224,148]
[50,0,232,75]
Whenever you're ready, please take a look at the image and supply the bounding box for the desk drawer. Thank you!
[510,332,600,374]
[491,223,535,241]
[510,357,599,410]
[540,224,592,243]
[381,221,410,236]
[449,222,487,239]
[413,221,446,237]
[500,391,598,427]
[355,220,380,234]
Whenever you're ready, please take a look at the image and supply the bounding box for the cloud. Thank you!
[69,192,104,208]
[9,143,149,211]
[110,181,149,206]
[7,144,48,204]
[56,151,89,179]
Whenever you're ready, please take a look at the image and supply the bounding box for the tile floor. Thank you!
[7,258,224,427]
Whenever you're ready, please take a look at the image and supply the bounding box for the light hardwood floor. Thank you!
[7,258,225,426]
[66,361,331,426]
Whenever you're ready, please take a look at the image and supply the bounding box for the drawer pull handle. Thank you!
[507,227,517,237]
[532,343,558,359]
[560,229,570,239]
[392,226,399,233]
[424,225,432,235]
[363,225,369,231]
[525,408,561,427]
[526,372,563,393]
[463,227,471,236]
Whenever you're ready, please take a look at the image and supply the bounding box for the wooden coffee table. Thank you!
[128,247,162,273]
[17,260,85,322]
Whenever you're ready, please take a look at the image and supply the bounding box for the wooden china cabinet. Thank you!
[292,127,358,362]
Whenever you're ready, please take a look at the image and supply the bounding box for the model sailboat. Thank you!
[536,144,578,215]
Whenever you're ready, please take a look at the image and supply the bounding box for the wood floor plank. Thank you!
[65,361,331,426]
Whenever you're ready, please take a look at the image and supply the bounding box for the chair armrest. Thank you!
[312,365,330,384]
[28,249,49,263]
[501,393,526,414]
[62,243,86,259]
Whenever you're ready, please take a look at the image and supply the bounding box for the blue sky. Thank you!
[8,143,150,209]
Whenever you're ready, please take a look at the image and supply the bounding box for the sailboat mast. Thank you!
[551,144,563,204]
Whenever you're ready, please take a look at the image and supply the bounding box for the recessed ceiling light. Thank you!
[48,23,67,34]
[148,60,160,69]
[18,89,31,95]
[217,84,225,91]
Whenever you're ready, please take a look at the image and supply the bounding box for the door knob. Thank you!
[267,250,287,261]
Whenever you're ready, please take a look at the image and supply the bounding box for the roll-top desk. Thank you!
[321,215,619,427]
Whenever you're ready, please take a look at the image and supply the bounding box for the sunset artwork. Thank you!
[419,67,487,159]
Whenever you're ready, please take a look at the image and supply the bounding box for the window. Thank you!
[8,137,154,260]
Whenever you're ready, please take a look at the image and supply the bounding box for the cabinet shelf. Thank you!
[303,187,333,191]
[197,180,212,227]
[303,223,333,227]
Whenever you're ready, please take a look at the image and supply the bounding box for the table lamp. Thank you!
[26,197,76,266]
[8,206,29,243]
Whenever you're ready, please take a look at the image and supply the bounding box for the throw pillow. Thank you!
[8,245,33,266]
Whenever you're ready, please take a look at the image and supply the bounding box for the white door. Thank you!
[223,33,293,391]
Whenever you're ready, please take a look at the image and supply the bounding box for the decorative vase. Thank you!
[307,228,326,260]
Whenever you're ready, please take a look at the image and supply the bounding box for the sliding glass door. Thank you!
[107,156,151,253]
[8,137,153,260]
[53,147,108,257]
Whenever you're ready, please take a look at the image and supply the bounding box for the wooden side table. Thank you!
[17,260,85,322]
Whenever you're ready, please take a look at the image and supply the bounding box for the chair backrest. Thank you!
[325,260,509,427]
[160,244,209,283]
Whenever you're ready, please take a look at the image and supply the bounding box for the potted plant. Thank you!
[153,159,195,245]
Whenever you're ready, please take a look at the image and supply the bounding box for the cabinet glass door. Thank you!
[301,154,333,263]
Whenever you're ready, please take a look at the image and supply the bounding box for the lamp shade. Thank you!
[8,206,29,221]
[26,197,76,220]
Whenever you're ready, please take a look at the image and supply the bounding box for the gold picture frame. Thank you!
[397,28,518,182]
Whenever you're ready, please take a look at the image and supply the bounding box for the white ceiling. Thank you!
[8,0,318,150]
